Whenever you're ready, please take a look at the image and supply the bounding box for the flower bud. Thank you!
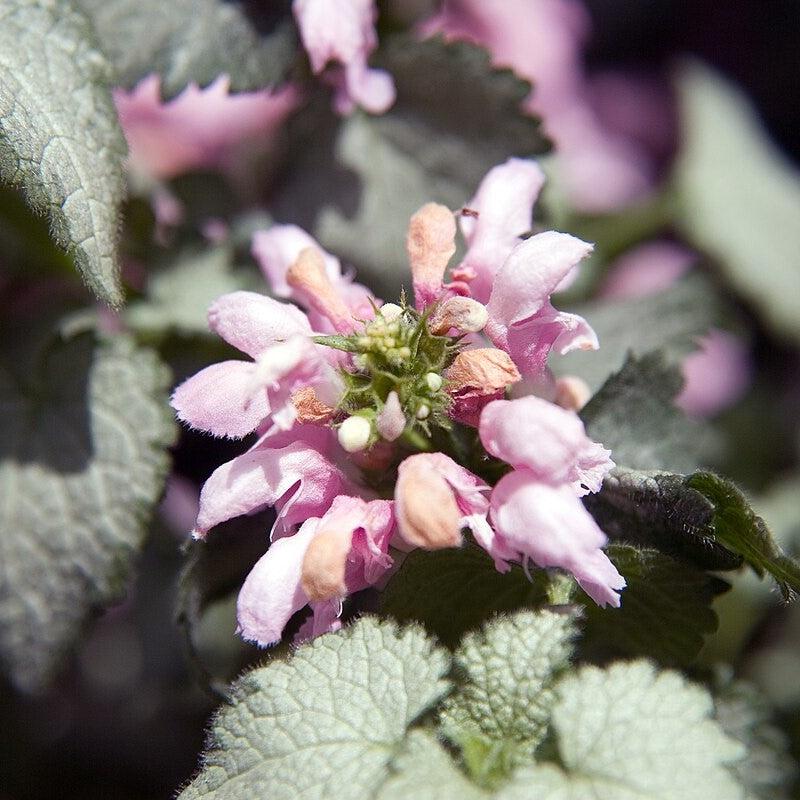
[425,372,443,392]
[376,391,406,441]
[554,375,591,412]
[428,296,488,335]
[337,415,372,452]
[395,455,463,550]
[286,247,354,332]
[407,203,456,309]
[300,526,351,602]
[379,302,403,322]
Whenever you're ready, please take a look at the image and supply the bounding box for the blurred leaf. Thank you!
[555,273,723,393]
[126,245,262,338]
[686,473,800,601]
[0,0,127,306]
[440,610,577,787]
[714,675,797,800]
[499,661,745,800]
[272,36,548,296]
[76,0,297,98]
[580,544,728,668]
[675,61,800,342]
[581,351,702,473]
[376,730,490,800]
[178,617,451,800]
[0,329,175,691]
[380,544,550,648]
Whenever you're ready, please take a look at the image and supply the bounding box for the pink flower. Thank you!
[236,496,394,645]
[478,396,624,606]
[293,0,395,115]
[251,224,377,330]
[114,75,300,180]
[420,0,654,212]
[171,290,339,437]
[192,435,346,540]
[483,230,598,378]
[601,241,753,417]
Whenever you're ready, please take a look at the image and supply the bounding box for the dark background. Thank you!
[1,2,799,798]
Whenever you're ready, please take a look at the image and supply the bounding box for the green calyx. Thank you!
[313,302,462,442]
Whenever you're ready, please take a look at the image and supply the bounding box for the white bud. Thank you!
[379,302,403,322]
[425,372,443,392]
[337,415,372,452]
[415,403,431,420]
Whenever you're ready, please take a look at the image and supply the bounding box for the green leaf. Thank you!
[686,472,800,601]
[554,273,724,394]
[271,35,548,297]
[376,730,490,800]
[584,468,743,571]
[581,352,703,473]
[76,0,297,98]
[126,246,262,338]
[674,61,800,342]
[0,0,128,306]
[0,329,175,691]
[178,617,451,800]
[440,610,577,787]
[579,544,728,668]
[380,544,550,648]
[499,661,746,800]
[714,675,797,800]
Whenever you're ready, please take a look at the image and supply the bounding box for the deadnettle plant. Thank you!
[171,157,625,646]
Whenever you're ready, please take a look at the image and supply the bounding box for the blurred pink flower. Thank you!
[114,74,301,179]
[601,241,753,417]
[293,0,395,114]
[420,0,655,212]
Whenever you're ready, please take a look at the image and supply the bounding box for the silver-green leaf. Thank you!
[179,618,451,800]
[440,610,577,786]
[0,0,127,306]
[500,661,746,800]
[0,330,175,691]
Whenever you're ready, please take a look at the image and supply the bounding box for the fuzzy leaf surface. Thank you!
[271,36,548,296]
[686,472,800,600]
[581,352,702,473]
[178,618,451,800]
[580,544,728,667]
[376,731,490,800]
[380,545,549,647]
[0,0,127,305]
[675,61,800,342]
[440,611,577,786]
[499,661,746,800]
[76,0,297,98]
[0,330,175,690]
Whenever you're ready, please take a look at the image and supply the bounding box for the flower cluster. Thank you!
[171,158,625,646]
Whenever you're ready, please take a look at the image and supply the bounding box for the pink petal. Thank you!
[459,158,546,303]
[208,291,312,358]
[336,61,396,115]
[489,470,625,607]
[487,231,593,329]
[237,517,319,646]
[480,396,613,494]
[171,360,269,438]
[193,440,344,538]
[114,75,300,180]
